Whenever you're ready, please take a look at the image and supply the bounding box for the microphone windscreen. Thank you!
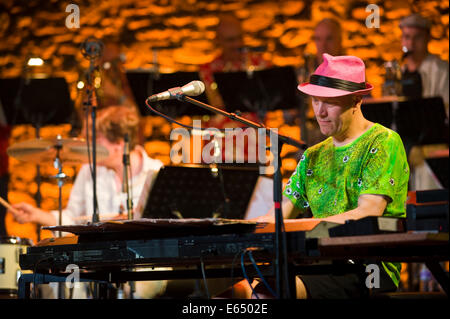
[182,81,205,96]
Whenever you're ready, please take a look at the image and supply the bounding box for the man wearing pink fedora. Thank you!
[251,54,410,299]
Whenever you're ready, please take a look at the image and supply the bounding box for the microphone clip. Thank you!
[168,87,184,101]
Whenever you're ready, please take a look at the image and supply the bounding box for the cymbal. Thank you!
[7,137,109,165]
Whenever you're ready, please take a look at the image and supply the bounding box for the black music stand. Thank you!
[426,157,448,189]
[126,70,210,117]
[362,97,449,146]
[142,164,260,220]
[0,77,75,128]
[361,101,394,128]
[213,66,301,114]
[0,77,75,240]
[395,97,449,146]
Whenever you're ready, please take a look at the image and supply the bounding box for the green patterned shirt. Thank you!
[283,123,410,286]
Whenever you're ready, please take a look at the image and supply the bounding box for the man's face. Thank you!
[312,95,355,137]
[96,134,123,169]
[216,23,244,61]
[314,23,342,60]
[401,26,429,56]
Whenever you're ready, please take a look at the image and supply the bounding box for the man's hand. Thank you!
[9,202,39,224]
[9,202,56,226]
[249,199,300,223]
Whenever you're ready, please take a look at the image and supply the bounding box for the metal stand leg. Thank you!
[425,261,449,295]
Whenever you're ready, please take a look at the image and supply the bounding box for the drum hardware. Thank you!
[0,236,32,298]
[7,136,109,166]
[7,135,109,299]
[6,136,109,228]
[50,136,65,233]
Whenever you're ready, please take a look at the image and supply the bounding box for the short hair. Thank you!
[215,12,242,34]
[315,18,342,36]
[399,14,432,31]
[95,105,140,149]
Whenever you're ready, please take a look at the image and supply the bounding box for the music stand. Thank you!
[0,77,75,241]
[426,157,449,189]
[361,100,394,129]
[395,97,449,146]
[213,66,301,114]
[0,77,75,128]
[126,70,210,117]
[362,97,449,145]
[142,164,260,220]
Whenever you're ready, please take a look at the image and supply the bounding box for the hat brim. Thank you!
[297,82,373,97]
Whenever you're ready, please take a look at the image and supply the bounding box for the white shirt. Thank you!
[419,54,449,114]
[52,146,163,225]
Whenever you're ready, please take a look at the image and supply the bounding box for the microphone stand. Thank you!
[122,133,135,299]
[123,133,133,220]
[177,95,307,299]
[81,38,103,223]
[53,137,66,299]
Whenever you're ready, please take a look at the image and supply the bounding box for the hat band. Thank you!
[310,74,366,92]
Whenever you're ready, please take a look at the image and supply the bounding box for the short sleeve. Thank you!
[359,131,409,217]
[283,151,310,212]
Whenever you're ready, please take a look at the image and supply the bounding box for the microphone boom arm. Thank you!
[177,94,307,299]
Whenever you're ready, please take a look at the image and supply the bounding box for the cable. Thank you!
[230,249,244,299]
[199,255,210,299]
[240,250,259,299]
[247,250,279,298]
[145,98,252,133]
[32,257,53,299]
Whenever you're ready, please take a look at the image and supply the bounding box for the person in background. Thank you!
[197,12,276,223]
[399,13,449,292]
[308,18,344,73]
[97,37,137,110]
[400,13,449,112]
[398,14,449,191]
[9,105,166,299]
[199,12,271,109]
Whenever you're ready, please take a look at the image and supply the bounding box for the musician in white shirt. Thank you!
[400,13,449,114]
[399,14,449,191]
[9,105,166,298]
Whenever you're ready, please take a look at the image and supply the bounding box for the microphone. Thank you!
[81,37,104,59]
[402,46,412,60]
[148,80,205,102]
[123,133,130,168]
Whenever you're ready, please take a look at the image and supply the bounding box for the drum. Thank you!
[0,237,32,298]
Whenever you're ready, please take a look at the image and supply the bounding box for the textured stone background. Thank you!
[1,0,448,251]
[1,0,448,96]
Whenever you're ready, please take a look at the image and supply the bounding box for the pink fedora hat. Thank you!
[298,54,373,97]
